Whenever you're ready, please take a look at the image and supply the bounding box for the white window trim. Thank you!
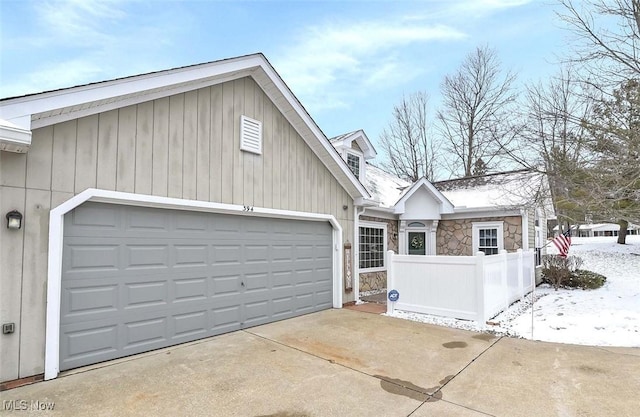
[472,221,504,255]
[358,221,387,272]
[344,149,364,182]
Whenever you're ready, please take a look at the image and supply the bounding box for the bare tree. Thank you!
[558,0,640,86]
[379,91,439,182]
[509,67,594,229]
[437,45,518,177]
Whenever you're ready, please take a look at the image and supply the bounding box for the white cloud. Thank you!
[274,19,465,112]
[1,0,183,96]
[402,0,533,22]
[38,0,127,45]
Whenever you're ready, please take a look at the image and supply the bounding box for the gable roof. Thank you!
[394,177,455,214]
[0,53,369,199]
[329,129,377,159]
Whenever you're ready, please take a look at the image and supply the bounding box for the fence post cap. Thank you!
[475,251,485,256]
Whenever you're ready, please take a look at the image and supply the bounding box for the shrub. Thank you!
[541,255,583,290]
[541,255,606,290]
[565,270,607,290]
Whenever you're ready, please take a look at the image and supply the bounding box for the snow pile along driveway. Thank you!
[389,236,640,347]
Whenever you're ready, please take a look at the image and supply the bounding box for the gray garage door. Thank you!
[59,202,333,371]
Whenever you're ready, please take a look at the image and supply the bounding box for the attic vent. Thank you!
[240,115,262,155]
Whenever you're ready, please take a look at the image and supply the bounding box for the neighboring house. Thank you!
[330,131,554,294]
[576,223,640,237]
[0,54,370,385]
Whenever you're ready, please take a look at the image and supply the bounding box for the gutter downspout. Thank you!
[354,205,367,303]
[521,208,529,251]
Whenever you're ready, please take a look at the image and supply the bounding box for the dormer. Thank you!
[330,130,377,183]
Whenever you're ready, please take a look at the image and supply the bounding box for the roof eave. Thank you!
[0,53,370,200]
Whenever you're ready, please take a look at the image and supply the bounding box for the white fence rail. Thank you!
[386,249,535,323]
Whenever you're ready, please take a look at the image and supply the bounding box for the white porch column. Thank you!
[430,220,439,255]
[398,220,407,255]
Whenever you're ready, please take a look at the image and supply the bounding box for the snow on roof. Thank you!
[578,223,640,231]
[364,163,411,208]
[434,169,550,211]
[329,131,360,143]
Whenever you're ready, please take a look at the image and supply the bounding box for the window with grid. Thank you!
[478,228,499,255]
[359,225,385,270]
[347,153,360,178]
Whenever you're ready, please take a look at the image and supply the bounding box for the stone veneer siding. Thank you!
[358,215,398,292]
[437,216,523,256]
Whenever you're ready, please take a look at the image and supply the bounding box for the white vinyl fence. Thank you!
[386,249,535,323]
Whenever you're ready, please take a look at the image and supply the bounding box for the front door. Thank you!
[408,231,426,255]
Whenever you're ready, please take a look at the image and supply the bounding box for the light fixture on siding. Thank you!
[6,210,22,230]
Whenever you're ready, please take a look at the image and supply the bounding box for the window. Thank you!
[346,152,361,178]
[472,221,504,255]
[478,228,499,255]
[359,223,386,271]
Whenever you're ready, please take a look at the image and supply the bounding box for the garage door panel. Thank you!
[126,208,171,233]
[60,323,119,369]
[66,204,120,233]
[174,244,209,266]
[172,313,209,341]
[123,316,168,349]
[210,275,242,295]
[173,211,209,233]
[210,305,242,332]
[173,277,208,303]
[211,244,242,265]
[61,284,118,320]
[61,202,333,371]
[295,293,316,313]
[243,272,269,292]
[123,280,168,310]
[64,243,120,274]
[211,216,244,233]
[124,244,170,270]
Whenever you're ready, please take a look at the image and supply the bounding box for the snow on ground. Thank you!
[387,235,640,347]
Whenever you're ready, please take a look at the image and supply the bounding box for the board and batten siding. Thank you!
[0,76,354,383]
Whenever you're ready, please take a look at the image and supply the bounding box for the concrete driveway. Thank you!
[1,309,639,416]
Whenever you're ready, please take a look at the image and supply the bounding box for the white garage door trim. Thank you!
[45,188,343,381]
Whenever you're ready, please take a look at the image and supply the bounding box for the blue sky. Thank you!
[1,0,569,150]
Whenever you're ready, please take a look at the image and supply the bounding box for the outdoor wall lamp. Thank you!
[6,210,23,230]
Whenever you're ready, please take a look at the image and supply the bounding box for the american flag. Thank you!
[553,229,572,258]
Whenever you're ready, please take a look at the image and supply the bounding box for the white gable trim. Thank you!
[331,129,377,160]
[44,188,344,381]
[393,178,454,215]
[0,54,370,200]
